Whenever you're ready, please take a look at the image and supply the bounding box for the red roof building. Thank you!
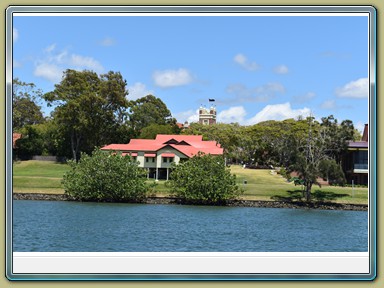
[13,133,22,149]
[101,134,223,180]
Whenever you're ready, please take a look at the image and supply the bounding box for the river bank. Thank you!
[13,193,368,211]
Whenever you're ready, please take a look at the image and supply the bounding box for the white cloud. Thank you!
[34,63,63,83]
[320,99,337,110]
[44,43,56,53]
[225,82,285,103]
[174,109,199,124]
[273,65,289,74]
[217,106,247,124]
[293,92,316,103]
[100,37,116,46]
[246,102,311,125]
[13,28,18,42]
[13,60,21,68]
[70,54,104,72]
[127,82,154,101]
[153,68,193,88]
[33,44,104,83]
[335,77,368,98]
[355,121,366,134]
[234,53,259,71]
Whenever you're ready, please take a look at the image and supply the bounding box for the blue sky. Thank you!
[13,13,370,132]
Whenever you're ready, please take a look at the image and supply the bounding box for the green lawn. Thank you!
[229,165,368,204]
[12,160,368,204]
[13,160,70,194]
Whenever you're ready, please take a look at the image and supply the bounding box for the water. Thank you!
[12,200,368,252]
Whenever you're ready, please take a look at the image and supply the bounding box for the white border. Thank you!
[13,252,370,274]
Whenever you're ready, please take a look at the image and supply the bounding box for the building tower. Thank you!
[199,105,216,125]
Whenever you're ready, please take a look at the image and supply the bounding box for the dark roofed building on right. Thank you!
[342,124,368,186]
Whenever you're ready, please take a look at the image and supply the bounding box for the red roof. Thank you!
[13,133,22,149]
[101,134,223,158]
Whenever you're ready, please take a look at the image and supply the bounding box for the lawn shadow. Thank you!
[271,190,303,202]
[271,189,350,203]
[312,190,349,202]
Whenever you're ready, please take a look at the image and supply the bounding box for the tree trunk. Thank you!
[305,182,312,202]
[71,130,81,162]
[71,130,76,161]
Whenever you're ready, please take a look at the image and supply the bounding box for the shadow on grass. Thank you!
[271,189,350,203]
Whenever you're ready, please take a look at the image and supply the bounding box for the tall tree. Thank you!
[12,78,45,130]
[44,69,129,161]
[128,95,174,132]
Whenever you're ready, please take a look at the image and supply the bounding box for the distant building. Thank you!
[101,134,223,180]
[199,105,216,125]
[176,121,189,130]
[13,133,22,149]
[342,124,368,185]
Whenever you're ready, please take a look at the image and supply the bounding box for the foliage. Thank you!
[139,123,180,139]
[182,122,241,161]
[320,115,356,164]
[128,95,175,132]
[318,159,346,186]
[13,78,45,130]
[62,149,148,202]
[168,153,242,204]
[44,69,130,161]
[15,125,45,159]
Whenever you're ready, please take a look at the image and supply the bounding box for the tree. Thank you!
[15,125,45,159]
[44,69,130,161]
[320,115,356,164]
[12,78,44,130]
[291,117,329,201]
[182,123,241,162]
[62,149,148,202]
[128,95,174,132]
[318,159,346,186]
[168,153,242,205]
[139,123,180,139]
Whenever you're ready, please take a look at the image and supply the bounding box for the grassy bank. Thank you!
[13,160,70,194]
[12,160,368,204]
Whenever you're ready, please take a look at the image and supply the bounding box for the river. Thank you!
[12,200,368,252]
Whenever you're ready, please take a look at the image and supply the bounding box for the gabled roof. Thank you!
[101,134,223,157]
[155,134,203,143]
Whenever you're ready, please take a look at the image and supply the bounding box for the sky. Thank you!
[12,12,370,133]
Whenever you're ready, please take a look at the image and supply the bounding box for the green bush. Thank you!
[63,149,148,202]
[168,153,242,205]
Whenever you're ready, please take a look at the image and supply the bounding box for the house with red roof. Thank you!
[101,134,223,180]
[13,133,22,149]
[342,124,368,185]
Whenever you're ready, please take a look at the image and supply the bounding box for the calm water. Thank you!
[13,200,368,252]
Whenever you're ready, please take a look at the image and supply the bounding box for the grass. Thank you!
[13,160,70,194]
[229,165,368,204]
[12,160,368,204]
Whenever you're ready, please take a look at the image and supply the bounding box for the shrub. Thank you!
[63,149,148,202]
[168,153,242,205]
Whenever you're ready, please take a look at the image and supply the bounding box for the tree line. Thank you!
[13,70,180,161]
[13,69,361,200]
